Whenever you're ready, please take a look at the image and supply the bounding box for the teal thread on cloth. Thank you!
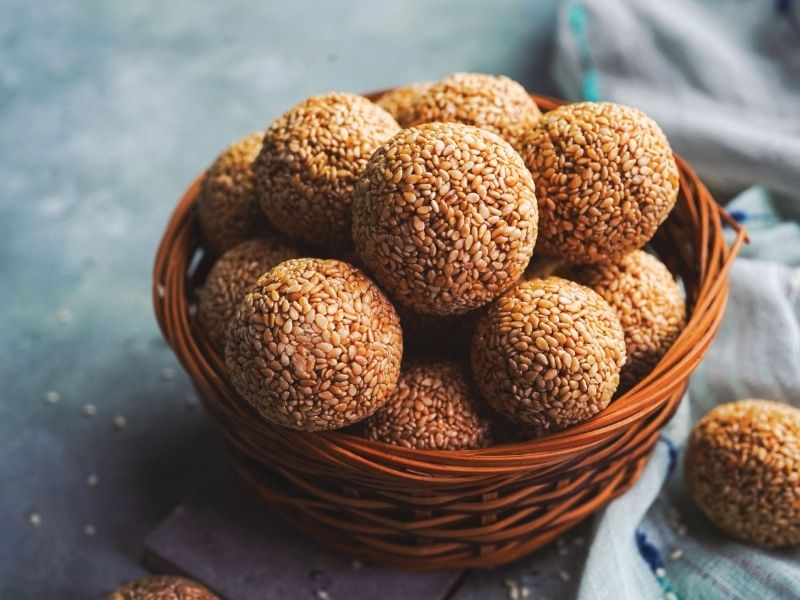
[567,1,601,101]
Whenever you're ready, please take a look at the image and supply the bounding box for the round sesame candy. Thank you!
[365,359,491,450]
[352,122,538,316]
[520,102,679,263]
[471,277,626,435]
[376,82,432,127]
[564,250,685,391]
[254,93,400,250]
[685,399,800,548]
[224,258,403,431]
[397,304,483,359]
[105,576,219,600]
[407,72,542,149]
[197,132,271,255]
[197,237,301,351]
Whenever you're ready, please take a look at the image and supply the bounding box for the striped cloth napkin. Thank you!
[553,2,800,598]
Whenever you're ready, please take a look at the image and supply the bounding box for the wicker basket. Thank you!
[153,92,746,571]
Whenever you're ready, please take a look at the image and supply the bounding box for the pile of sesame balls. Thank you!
[196,71,685,446]
[189,71,800,550]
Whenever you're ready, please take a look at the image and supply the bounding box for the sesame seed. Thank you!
[86,473,99,487]
[112,415,127,430]
[655,567,666,578]
[558,570,571,582]
[665,593,678,600]
[84,524,96,536]
[314,590,331,600]
[44,391,60,404]
[83,403,97,417]
[160,368,175,381]
[28,512,42,527]
[56,309,73,324]
[670,549,684,561]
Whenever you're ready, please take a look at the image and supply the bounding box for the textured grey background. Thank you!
[0,1,561,598]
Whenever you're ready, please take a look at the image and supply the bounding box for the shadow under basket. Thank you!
[153,92,746,571]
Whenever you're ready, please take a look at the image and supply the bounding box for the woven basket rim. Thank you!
[153,91,747,467]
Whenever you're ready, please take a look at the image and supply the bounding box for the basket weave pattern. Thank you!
[153,94,746,570]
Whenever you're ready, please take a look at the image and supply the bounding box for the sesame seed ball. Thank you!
[471,277,626,435]
[376,82,432,127]
[365,359,491,450]
[105,576,218,600]
[197,132,271,255]
[352,122,538,316]
[564,250,685,391]
[685,399,800,548]
[197,237,301,351]
[225,258,403,431]
[254,93,400,250]
[520,102,679,263]
[407,72,542,148]
[396,304,483,358]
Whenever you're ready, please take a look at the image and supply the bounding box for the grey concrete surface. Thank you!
[0,1,561,597]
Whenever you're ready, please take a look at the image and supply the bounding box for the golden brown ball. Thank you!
[352,122,538,316]
[254,93,400,250]
[225,258,403,431]
[685,399,800,548]
[197,237,301,351]
[197,132,271,254]
[471,277,626,435]
[365,359,491,450]
[564,250,685,391]
[520,102,679,263]
[105,576,218,600]
[376,82,432,127]
[407,72,541,148]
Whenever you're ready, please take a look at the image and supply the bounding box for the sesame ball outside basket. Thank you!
[254,93,400,251]
[472,276,626,435]
[196,237,301,352]
[407,72,542,149]
[376,82,432,127]
[564,250,685,391]
[521,102,679,263]
[365,359,492,450]
[685,399,800,548]
[105,576,218,600]
[197,131,271,255]
[352,122,538,316]
[225,258,403,431]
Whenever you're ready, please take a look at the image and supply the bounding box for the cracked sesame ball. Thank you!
[376,82,432,127]
[197,132,271,254]
[520,102,679,263]
[197,237,301,352]
[253,93,400,250]
[365,359,491,450]
[564,250,685,391]
[352,122,538,316]
[685,399,800,548]
[225,258,403,431]
[407,72,542,148]
[471,277,626,435]
[105,576,218,600]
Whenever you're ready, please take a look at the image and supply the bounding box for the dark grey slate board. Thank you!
[144,468,464,600]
